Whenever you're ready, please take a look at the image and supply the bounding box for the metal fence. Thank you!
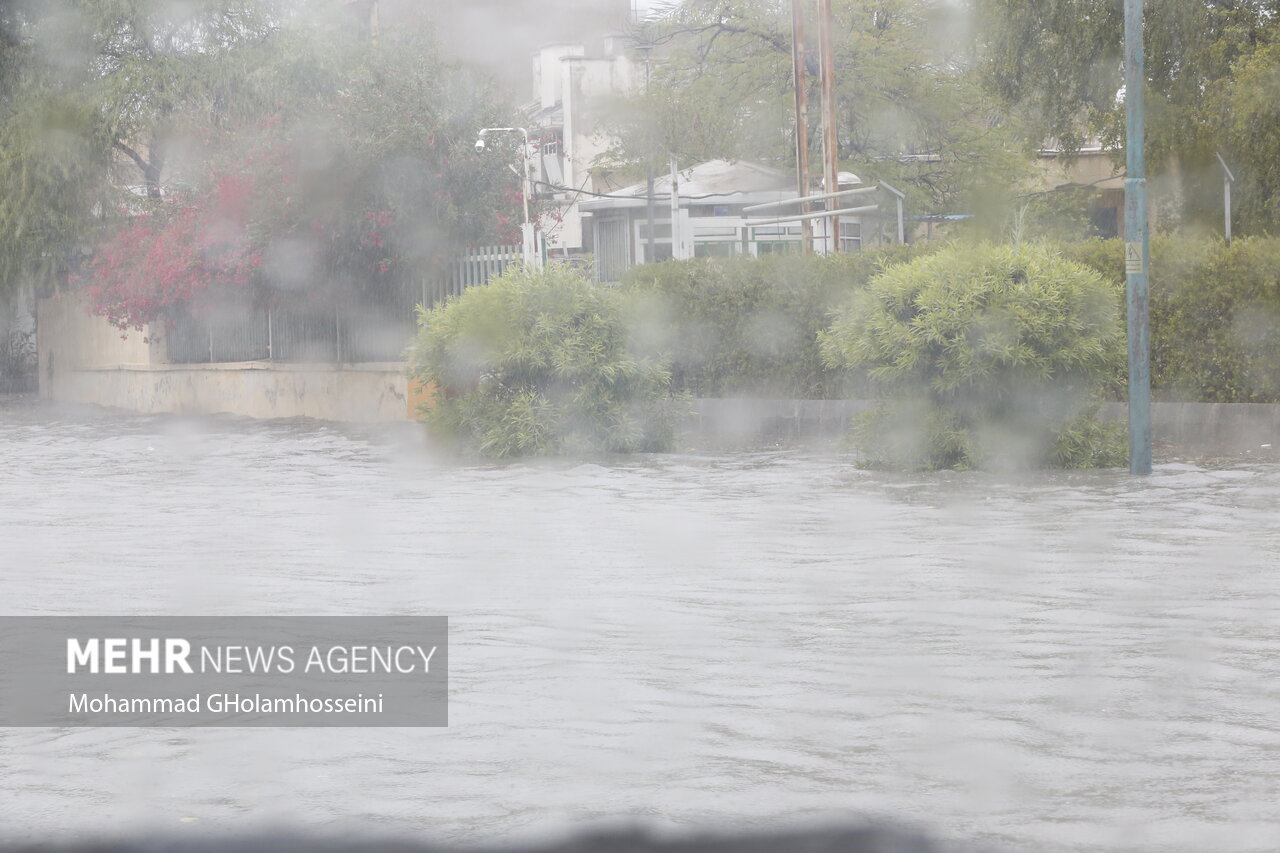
[162,246,520,365]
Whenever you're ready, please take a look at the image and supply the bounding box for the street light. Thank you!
[475,127,541,267]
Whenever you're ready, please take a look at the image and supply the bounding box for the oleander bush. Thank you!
[409,264,679,458]
[821,243,1127,470]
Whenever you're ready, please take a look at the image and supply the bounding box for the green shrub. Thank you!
[622,246,926,398]
[821,243,1126,470]
[409,264,678,458]
[1157,238,1280,402]
[1062,236,1280,403]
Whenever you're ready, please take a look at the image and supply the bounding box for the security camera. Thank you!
[474,137,486,152]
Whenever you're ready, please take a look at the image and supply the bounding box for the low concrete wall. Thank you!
[1098,401,1280,451]
[689,398,1280,451]
[685,399,877,446]
[37,292,161,386]
[49,361,410,422]
[37,294,410,422]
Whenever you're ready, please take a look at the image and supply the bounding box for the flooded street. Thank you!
[2,401,1278,852]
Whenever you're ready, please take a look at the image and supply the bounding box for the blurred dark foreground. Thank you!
[4,826,993,853]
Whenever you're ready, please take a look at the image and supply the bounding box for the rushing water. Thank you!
[2,400,1278,852]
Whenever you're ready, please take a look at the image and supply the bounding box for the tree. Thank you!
[82,15,524,332]
[973,0,1280,231]
[0,0,282,301]
[597,0,1031,213]
[1220,39,1280,230]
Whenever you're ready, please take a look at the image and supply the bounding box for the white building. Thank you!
[528,39,638,256]
[525,38,882,274]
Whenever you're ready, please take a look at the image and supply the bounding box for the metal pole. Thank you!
[745,202,882,227]
[743,184,879,214]
[643,49,656,264]
[1125,0,1152,475]
[1224,177,1232,246]
[519,128,543,269]
[791,0,813,253]
[520,129,531,229]
[1216,152,1234,246]
[818,0,840,253]
[670,156,681,259]
[880,181,906,244]
[646,169,656,262]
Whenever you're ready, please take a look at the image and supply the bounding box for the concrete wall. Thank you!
[37,295,410,422]
[1099,401,1280,452]
[46,362,409,422]
[687,398,1280,453]
[37,292,159,382]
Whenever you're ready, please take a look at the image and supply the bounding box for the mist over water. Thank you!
[2,403,1278,852]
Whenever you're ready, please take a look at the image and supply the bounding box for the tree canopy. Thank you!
[602,0,1280,232]
[0,0,286,297]
[76,6,523,330]
[1,0,523,308]
[974,0,1280,231]
[598,0,1032,214]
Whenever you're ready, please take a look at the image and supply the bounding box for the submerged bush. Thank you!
[409,264,678,458]
[822,243,1126,470]
[622,246,925,398]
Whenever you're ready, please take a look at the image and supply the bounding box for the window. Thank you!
[694,242,735,258]
[840,221,862,253]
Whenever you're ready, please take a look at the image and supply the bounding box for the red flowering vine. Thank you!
[81,180,261,332]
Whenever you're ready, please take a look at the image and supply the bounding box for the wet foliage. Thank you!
[1062,236,1280,404]
[410,264,679,459]
[78,15,518,333]
[622,247,926,399]
[821,243,1126,470]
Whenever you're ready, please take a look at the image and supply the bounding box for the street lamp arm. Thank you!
[478,127,529,139]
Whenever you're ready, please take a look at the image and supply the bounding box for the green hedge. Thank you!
[1061,236,1280,403]
[625,237,1280,405]
[409,237,1279,459]
[621,246,925,398]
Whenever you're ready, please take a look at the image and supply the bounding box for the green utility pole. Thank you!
[1125,0,1152,475]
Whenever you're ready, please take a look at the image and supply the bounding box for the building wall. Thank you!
[38,294,411,422]
[37,292,160,384]
[1032,148,1183,235]
[533,43,585,110]
[532,41,636,255]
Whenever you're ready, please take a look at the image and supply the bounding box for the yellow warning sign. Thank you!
[1125,242,1144,275]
